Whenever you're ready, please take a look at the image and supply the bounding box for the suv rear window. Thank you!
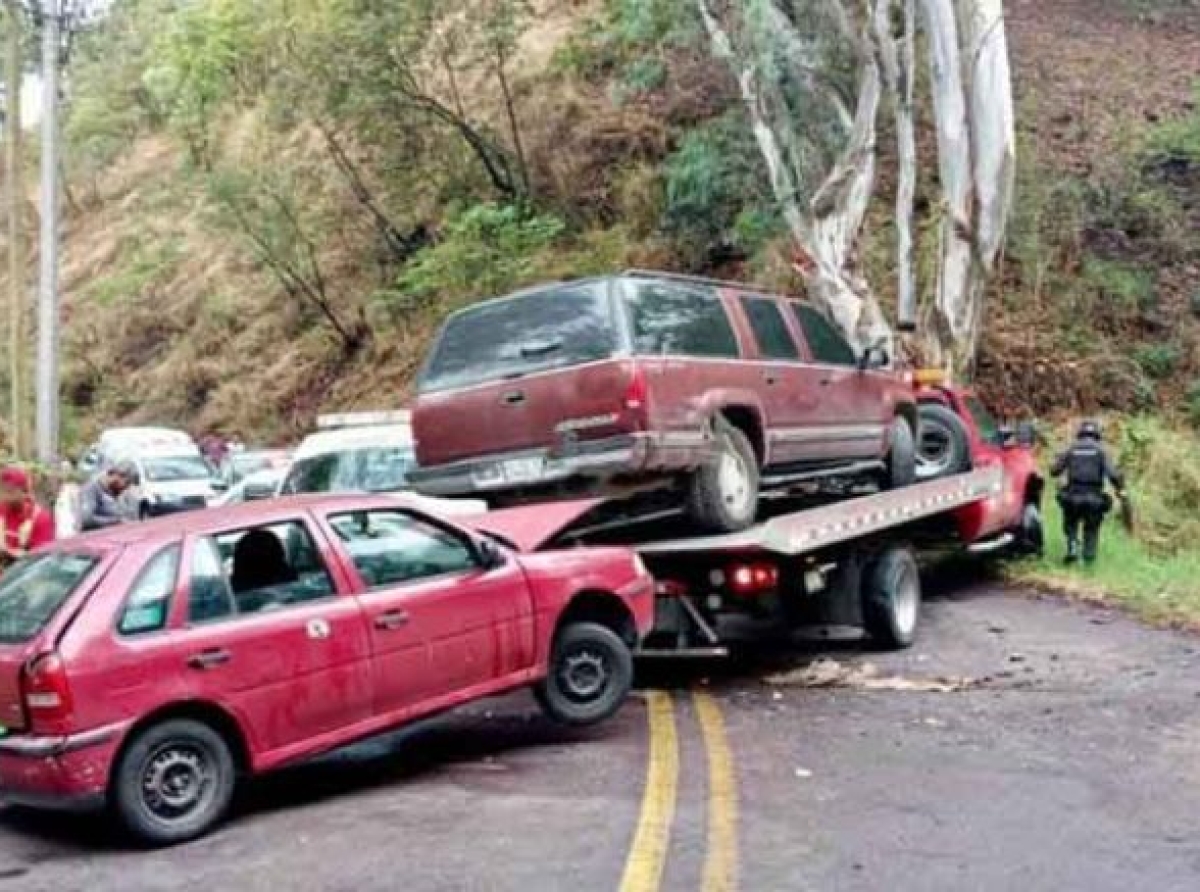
[0,552,99,643]
[420,284,617,392]
[625,281,739,358]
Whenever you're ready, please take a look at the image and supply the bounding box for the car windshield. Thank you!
[232,453,280,477]
[282,447,416,494]
[0,552,99,643]
[142,456,213,482]
[419,283,617,392]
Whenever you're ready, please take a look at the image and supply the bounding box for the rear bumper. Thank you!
[0,723,126,811]
[411,432,706,498]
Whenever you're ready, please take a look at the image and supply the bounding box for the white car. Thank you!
[213,468,285,507]
[279,411,485,516]
[80,426,196,476]
[118,446,221,518]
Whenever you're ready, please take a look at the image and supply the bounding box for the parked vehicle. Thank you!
[281,411,485,516]
[212,468,286,506]
[117,445,222,518]
[79,427,196,476]
[0,494,653,844]
[218,449,291,488]
[411,271,918,533]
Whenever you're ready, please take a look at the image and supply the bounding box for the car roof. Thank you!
[62,493,412,548]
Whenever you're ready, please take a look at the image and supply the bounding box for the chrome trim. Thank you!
[0,723,123,758]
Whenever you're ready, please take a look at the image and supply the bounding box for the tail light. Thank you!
[727,562,779,596]
[22,652,74,732]
[622,366,650,427]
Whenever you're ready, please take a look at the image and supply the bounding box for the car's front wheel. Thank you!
[111,718,237,846]
[535,622,634,727]
[686,417,760,532]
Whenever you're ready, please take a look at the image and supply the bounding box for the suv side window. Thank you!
[739,296,799,360]
[625,282,739,359]
[330,510,478,589]
[187,522,336,623]
[118,544,181,635]
[791,302,857,366]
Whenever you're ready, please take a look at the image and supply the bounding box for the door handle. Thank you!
[187,648,231,670]
[819,377,833,386]
[502,391,525,406]
[764,373,779,386]
[373,609,410,631]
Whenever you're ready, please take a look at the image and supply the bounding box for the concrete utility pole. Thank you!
[35,0,59,463]
[5,1,25,459]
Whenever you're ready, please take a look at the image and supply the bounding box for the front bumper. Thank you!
[411,432,706,498]
[0,723,126,811]
[145,497,209,517]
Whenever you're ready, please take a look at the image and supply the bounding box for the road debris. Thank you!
[763,658,980,693]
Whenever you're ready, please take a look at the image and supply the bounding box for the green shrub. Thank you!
[1187,380,1200,427]
[1133,343,1181,380]
[1081,257,1156,312]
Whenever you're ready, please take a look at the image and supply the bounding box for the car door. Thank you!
[622,279,756,449]
[324,508,532,720]
[789,301,884,461]
[734,294,820,467]
[169,518,375,762]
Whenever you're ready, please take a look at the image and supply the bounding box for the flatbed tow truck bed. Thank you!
[566,467,1007,656]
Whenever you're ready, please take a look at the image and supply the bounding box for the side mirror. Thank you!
[997,425,1017,449]
[858,338,890,371]
[475,536,506,570]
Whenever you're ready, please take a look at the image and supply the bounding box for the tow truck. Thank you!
[472,376,1042,656]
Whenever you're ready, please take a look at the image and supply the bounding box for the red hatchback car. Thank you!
[411,270,917,533]
[0,495,653,845]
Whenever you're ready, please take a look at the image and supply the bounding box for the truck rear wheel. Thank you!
[686,417,760,533]
[535,622,634,727]
[861,547,921,649]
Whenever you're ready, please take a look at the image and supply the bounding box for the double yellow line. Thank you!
[618,690,739,892]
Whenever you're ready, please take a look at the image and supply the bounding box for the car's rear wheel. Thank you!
[883,416,917,489]
[686,417,760,532]
[112,718,236,846]
[916,403,971,481]
[535,622,634,727]
[1013,502,1044,557]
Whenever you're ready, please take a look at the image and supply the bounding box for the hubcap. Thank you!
[916,422,954,479]
[559,648,610,702]
[891,561,920,636]
[717,449,753,517]
[141,743,213,822]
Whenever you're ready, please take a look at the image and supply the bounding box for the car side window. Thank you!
[625,282,739,359]
[790,302,857,366]
[329,510,478,589]
[118,544,181,635]
[739,296,799,360]
[187,522,336,624]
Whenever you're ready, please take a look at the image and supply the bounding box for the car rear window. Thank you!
[0,552,99,644]
[420,283,617,392]
[625,281,739,358]
[281,447,415,494]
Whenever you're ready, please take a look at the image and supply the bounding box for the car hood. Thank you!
[463,499,603,552]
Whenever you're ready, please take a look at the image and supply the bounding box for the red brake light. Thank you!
[728,562,779,596]
[624,366,649,413]
[22,652,74,732]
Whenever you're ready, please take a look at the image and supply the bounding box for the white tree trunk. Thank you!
[697,0,890,354]
[873,0,919,331]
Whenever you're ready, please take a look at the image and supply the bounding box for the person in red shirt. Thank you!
[0,466,55,570]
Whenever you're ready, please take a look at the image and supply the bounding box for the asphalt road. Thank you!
[1,581,1199,891]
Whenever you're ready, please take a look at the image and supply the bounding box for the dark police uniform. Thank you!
[1050,423,1124,563]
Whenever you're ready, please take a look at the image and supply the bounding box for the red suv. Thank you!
[0,495,652,844]
[411,271,918,532]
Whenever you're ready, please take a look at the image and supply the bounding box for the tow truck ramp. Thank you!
[636,465,1004,557]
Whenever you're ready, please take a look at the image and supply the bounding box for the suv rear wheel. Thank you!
[686,417,760,532]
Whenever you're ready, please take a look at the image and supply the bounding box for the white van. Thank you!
[279,411,485,516]
[118,445,221,519]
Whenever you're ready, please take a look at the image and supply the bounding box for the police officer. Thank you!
[1051,420,1125,564]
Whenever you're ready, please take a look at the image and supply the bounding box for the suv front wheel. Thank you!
[686,417,760,532]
